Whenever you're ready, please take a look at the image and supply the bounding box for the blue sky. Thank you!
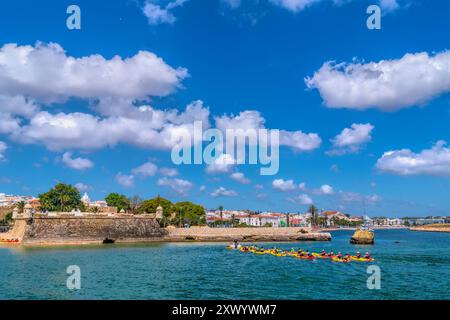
[1,0,450,217]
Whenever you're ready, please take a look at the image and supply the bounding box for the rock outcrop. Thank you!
[350,229,374,244]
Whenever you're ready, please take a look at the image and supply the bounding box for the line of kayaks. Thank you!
[0,238,20,243]
[227,245,375,263]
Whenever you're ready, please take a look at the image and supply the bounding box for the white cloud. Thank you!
[272,179,297,191]
[160,167,179,177]
[340,191,381,204]
[157,177,193,196]
[215,110,321,152]
[206,153,235,174]
[379,0,399,12]
[12,100,210,151]
[306,51,450,111]
[116,173,135,188]
[279,130,322,152]
[230,172,251,184]
[288,194,314,205]
[0,141,6,160]
[318,184,334,195]
[143,0,188,25]
[328,123,374,155]
[269,0,320,12]
[199,185,206,192]
[75,182,91,192]
[210,186,238,197]
[0,42,187,103]
[376,141,450,177]
[132,161,158,177]
[61,152,94,170]
[0,95,38,118]
[0,113,21,134]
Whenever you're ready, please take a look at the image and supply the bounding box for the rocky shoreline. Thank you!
[410,225,450,233]
[1,218,332,245]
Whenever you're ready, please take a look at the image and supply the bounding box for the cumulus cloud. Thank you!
[215,110,321,152]
[210,186,238,197]
[269,0,320,12]
[328,123,374,155]
[75,182,91,192]
[379,0,399,12]
[340,191,381,204]
[157,177,193,196]
[143,0,188,25]
[206,153,235,174]
[272,179,297,192]
[317,184,334,195]
[116,173,135,188]
[230,171,251,184]
[12,100,210,151]
[160,167,179,177]
[132,161,158,177]
[376,141,450,177]
[0,141,6,160]
[61,152,94,170]
[306,51,450,111]
[0,42,187,103]
[288,194,314,205]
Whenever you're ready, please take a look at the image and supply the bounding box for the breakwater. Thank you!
[164,226,331,242]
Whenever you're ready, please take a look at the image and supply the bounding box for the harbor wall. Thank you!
[20,214,167,244]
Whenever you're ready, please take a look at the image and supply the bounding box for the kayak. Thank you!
[296,255,316,260]
[350,256,375,262]
[254,251,267,255]
[331,257,351,263]
[312,253,331,259]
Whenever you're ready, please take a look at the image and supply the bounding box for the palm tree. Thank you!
[218,205,224,222]
[308,205,318,227]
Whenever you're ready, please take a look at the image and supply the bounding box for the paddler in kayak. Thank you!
[328,250,335,257]
[355,252,361,259]
[364,252,372,260]
[336,252,343,259]
[320,249,327,257]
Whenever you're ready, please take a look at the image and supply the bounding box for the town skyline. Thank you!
[1,0,450,217]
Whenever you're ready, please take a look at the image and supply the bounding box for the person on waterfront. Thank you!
[233,240,239,249]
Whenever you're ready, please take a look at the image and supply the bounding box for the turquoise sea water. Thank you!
[0,229,449,300]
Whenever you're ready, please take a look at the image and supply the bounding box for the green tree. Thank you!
[138,196,174,226]
[16,201,26,213]
[39,183,82,212]
[173,201,206,226]
[105,193,131,212]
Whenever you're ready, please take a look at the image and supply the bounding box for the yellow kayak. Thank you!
[350,256,375,262]
[331,257,351,263]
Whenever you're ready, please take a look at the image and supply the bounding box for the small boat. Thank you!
[102,238,115,244]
